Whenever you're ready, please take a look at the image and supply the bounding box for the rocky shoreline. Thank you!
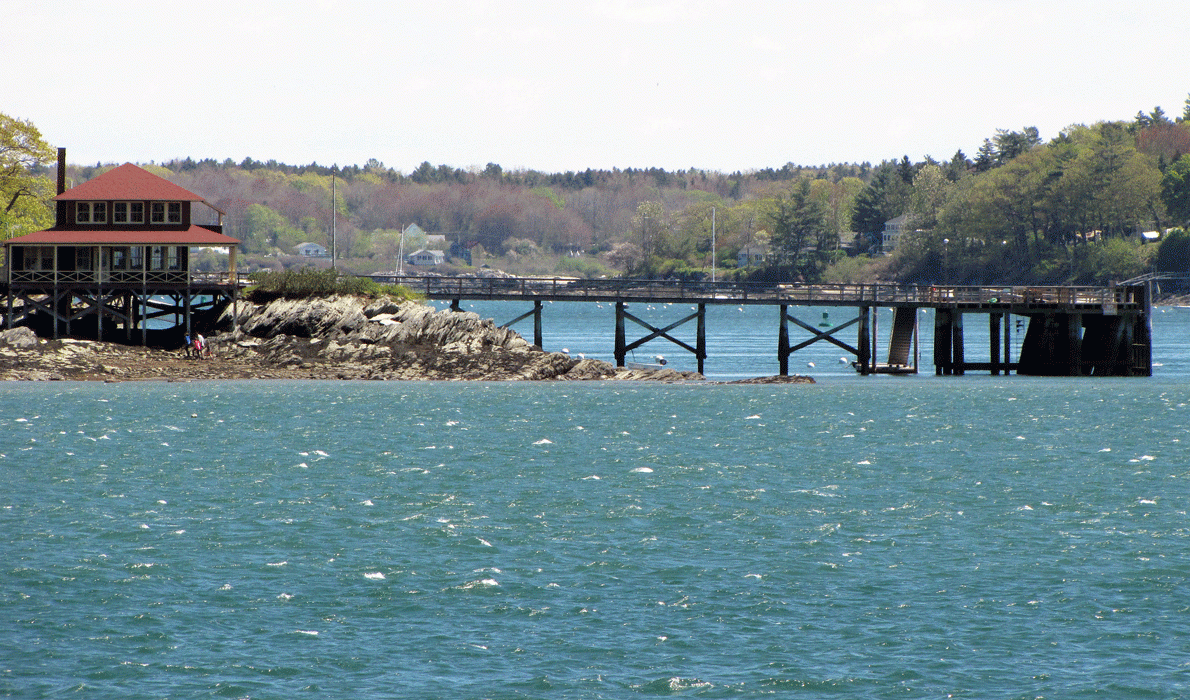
[0,295,813,384]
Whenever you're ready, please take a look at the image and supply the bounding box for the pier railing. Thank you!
[372,275,1145,309]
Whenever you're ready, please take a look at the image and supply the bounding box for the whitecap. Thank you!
[856,459,871,465]
[744,415,761,420]
[313,450,329,457]
[582,475,601,480]
[445,420,459,426]
[294,630,319,636]
[477,538,493,547]
[1138,498,1157,505]
[361,499,374,506]
[267,561,287,567]
[632,467,654,473]
[1099,448,1112,452]
[745,573,762,579]
[533,439,553,445]
[459,578,499,590]
[364,572,386,580]
[277,593,294,600]
[15,418,28,423]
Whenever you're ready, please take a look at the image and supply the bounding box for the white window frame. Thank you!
[150,202,183,224]
[76,202,107,224]
[112,201,146,224]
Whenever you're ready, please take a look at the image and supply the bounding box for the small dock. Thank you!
[373,276,1153,377]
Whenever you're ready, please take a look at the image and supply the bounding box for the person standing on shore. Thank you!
[184,334,192,358]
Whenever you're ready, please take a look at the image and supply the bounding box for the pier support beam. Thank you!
[857,306,872,375]
[500,300,544,348]
[989,313,1001,375]
[778,305,864,375]
[934,309,951,375]
[613,301,705,370]
[951,312,965,375]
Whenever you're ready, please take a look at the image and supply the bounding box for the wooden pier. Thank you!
[374,275,1153,377]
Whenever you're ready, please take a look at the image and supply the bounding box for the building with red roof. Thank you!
[3,150,241,343]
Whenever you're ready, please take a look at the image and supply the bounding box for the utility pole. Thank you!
[331,170,337,270]
[711,206,717,283]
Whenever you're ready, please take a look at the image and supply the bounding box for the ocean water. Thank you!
[3,308,1190,699]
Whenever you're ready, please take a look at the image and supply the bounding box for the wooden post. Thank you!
[696,302,706,375]
[1004,313,1012,373]
[614,301,626,367]
[97,283,104,343]
[857,306,871,375]
[533,299,543,348]
[990,312,1001,375]
[450,298,461,312]
[52,281,59,340]
[778,304,790,376]
[952,311,965,375]
[913,307,920,372]
[934,308,951,375]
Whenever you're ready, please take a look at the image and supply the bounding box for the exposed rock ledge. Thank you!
[0,296,709,383]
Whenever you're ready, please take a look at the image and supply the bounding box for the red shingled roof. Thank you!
[8,226,240,247]
[55,163,205,202]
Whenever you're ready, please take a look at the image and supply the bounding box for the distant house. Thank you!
[294,242,327,257]
[737,243,769,267]
[882,214,909,252]
[407,248,445,266]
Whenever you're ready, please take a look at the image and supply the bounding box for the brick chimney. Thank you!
[57,148,66,195]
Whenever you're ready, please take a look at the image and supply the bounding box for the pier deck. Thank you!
[375,276,1151,377]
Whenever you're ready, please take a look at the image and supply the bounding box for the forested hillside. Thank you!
[5,99,1190,285]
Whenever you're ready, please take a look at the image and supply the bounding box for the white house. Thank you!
[882,214,909,252]
[407,248,445,266]
[737,243,769,267]
[295,242,328,257]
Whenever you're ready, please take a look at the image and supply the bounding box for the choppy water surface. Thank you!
[3,371,1189,699]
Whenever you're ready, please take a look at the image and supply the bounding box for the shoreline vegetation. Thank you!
[8,106,1190,295]
[0,294,812,385]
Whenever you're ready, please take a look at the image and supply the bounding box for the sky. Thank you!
[8,0,1190,175]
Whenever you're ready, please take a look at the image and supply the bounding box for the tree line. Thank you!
[4,97,1190,285]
